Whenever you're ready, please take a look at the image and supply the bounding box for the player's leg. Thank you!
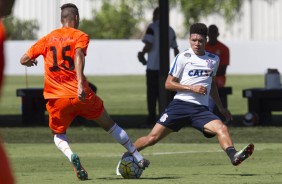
[53,133,88,180]
[94,109,149,168]
[47,98,88,180]
[48,98,75,162]
[146,70,158,125]
[203,120,254,166]
[116,123,172,175]
[135,99,185,151]
[134,123,173,151]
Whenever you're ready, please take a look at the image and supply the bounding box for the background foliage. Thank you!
[80,1,140,39]
[3,16,39,40]
[3,0,243,40]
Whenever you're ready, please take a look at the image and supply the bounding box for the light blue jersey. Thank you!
[169,48,220,106]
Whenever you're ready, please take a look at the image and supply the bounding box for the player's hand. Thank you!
[191,85,207,95]
[25,59,38,67]
[219,108,233,121]
[137,52,147,65]
[78,84,86,102]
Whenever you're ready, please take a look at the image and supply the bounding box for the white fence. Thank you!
[12,0,282,41]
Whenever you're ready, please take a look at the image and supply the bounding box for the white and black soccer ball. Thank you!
[118,155,143,179]
[242,112,258,126]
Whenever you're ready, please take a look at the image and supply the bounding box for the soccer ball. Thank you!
[242,112,258,126]
[118,155,143,179]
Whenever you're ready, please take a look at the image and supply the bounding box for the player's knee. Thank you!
[217,123,228,135]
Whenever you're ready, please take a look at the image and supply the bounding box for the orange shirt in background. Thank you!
[205,41,229,66]
[0,20,15,184]
[0,20,5,91]
[205,41,230,88]
[26,27,90,99]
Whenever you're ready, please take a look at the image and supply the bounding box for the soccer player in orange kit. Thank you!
[20,3,149,181]
[0,0,16,184]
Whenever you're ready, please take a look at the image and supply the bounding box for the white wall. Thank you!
[11,0,282,41]
[5,40,282,76]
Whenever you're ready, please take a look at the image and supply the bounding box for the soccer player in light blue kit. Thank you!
[132,23,254,166]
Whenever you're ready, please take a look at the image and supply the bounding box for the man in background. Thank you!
[0,0,16,183]
[138,7,179,126]
[205,25,230,114]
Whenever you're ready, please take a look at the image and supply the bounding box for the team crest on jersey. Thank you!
[207,53,215,58]
[206,59,215,69]
[184,53,191,58]
[160,113,168,122]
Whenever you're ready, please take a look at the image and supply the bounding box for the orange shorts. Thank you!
[46,93,104,134]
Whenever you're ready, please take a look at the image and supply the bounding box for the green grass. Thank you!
[5,141,282,184]
[2,126,282,144]
[2,74,282,183]
[1,126,282,183]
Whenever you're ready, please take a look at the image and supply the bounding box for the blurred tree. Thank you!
[80,0,141,39]
[179,0,243,33]
[82,0,243,39]
[3,16,39,40]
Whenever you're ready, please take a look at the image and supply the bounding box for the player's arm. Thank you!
[210,78,232,121]
[216,64,227,76]
[20,54,38,67]
[165,74,207,95]
[137,42,151,65]
[139,42,152,55]
[74,48,86,102]
[217,47,229,76]
[173,47,179,57]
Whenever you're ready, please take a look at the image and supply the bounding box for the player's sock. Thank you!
[108,123,143,162]
[225,146,237,160]
[54,134,73,162]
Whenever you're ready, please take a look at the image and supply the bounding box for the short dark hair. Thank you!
[153,7,159,21]
[208,24,219,34]
[190,23,208,38]
[60,3,79,21]
[60,3,78,11]
[153,7,159,17]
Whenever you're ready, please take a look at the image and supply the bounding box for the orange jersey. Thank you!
[0,22,14,184]
[206,41,229,88]
[0,20,5,91]
[205,41,229,66]
[26,27,90,99]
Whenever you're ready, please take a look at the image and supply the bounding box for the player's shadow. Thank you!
[97,176,181,180]
[193,173,259,176]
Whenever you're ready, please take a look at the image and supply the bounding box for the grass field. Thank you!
[1,74,282,183]
[5,142,282,184]
[2,126,282,184]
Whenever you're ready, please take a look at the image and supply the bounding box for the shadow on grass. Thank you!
[1,114,282,128]
[97,176,181,180]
